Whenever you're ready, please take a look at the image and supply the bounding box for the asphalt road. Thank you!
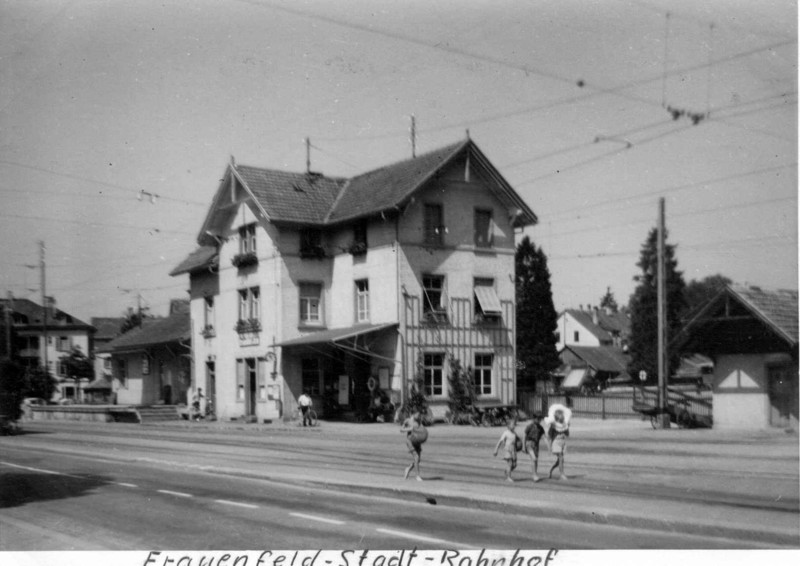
[1,420,798,550]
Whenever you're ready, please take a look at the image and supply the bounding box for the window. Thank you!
[57,336,71,352]
[204,296,215,330]
[141,354,150,375]
[299,283,323,325]
[474,353,493,396]
[474,278,502,321]
[423,204,444,246]
[422,274,447,323]
[57,360,67,377]
[355,279,369,323]
[257,358,268,402]
[239,224,257,254]
[423,353,444,397]
[474,209,493,248]
[302,358,321,395]
[300,229,325,258]
[237,287,260,321]
[103,358,112,370]
[350,221,368,255]
[574,331,580,343]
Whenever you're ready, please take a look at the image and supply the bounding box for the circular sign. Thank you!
[367,376,377,392]
[638,370,647,382]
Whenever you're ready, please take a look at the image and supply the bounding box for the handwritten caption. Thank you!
[143,549,559,566]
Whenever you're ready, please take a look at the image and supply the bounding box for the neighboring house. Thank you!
[674,284,798,430]
[558,344,632,392]
[0,296,95,401]
[170,138,537,422]
[555,307,630,351]
[91,317,125,383]
[102,300,191,406]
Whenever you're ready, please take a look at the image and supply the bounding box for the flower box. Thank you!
[235,319,262,334]
[232,252,258,269]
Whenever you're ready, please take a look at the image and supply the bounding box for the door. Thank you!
[768,364,796,428]
[206,361,216,415]
[246,358,257,416]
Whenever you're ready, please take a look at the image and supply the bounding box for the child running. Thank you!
[523,413,545,482]
[493,419,520,482]
[544,404,571,480]
[400,410,426,481]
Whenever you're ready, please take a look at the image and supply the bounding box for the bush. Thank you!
[0,358,27,421]
[447,354,476,423]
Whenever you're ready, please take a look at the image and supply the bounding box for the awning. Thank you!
[562,368,588,389]
[275,322,397,347]
[474,284,502,315]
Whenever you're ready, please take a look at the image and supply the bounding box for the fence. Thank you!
[519,386,712,422]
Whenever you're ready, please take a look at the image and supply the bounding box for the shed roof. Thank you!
[104,313,190,352]
[561,345,631,373]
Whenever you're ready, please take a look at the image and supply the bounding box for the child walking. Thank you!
[400,410,427,481]
[544,404,571,480]
[493,419,520,482]
[523,414,545,482]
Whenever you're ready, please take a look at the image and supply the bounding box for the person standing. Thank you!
[545,404,571,480]
[400,410,426,481]
[298,390,313,427]
[523,414,545,482]
[493,419,520,483]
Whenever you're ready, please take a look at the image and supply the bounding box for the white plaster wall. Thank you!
[712,354,769,429]
[556,312,601,350]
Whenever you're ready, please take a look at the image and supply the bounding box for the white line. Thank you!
[114,482,139,488]
[216,499,259,509]
[289,512,346,525]
[0,461,81,478]
[157,489,193,498]
[375,528,480,549]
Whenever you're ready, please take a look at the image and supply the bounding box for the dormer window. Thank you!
[239,224,256,254]
[474,209,493,248]
[423,204,444,246]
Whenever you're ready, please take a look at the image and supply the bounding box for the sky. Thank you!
[0,0,796,323]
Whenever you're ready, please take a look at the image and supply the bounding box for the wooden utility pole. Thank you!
[40,241,48,375]
[4,291,12,357]
[657,198,669,428]
[410,115,416,158]
[305,137,311,173]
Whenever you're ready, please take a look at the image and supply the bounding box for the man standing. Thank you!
[298,390,313,427]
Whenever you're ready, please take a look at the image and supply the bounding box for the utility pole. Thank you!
[410,115,416,158]
[657,198,669,428]
[4,291,12,357]
[305,137,311,173]
[40,241,48,376]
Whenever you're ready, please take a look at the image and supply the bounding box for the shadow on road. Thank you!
[0,471,113,509]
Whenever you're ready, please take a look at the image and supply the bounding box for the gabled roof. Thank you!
[169,246,218,277]
[561,345,631,373]
[91,317,126,341]
[674,284,798,352]
[104,313,190,353]
[1,298,94,331]
[563,309,631,343]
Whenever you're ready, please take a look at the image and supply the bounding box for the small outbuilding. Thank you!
[674,284,798,430]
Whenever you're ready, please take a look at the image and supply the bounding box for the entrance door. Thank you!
[206,361,216,414]
[246,358,257,416]
[768,365,796,428]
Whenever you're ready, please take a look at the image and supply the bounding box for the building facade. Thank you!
[171,139,536,422]
[1,297,95,401]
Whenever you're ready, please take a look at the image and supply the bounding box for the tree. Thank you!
[0,358,26,421]
[25,364,57,401]
[515,236,560,391]
[684,274,732,316]
[446,354,476,424]
[599,286,619,313]
[627,228,687,383]
[120,310,148,334]
[62,346,95,399]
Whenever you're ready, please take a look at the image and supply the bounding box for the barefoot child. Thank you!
[493,419,520,482]
[544,404,571,480]
[400,410,427,481]
[523,414,545,482]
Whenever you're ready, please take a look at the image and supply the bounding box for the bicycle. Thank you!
[290,407,318,427]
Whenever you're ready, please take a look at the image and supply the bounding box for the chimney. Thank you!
[592,307,599,325]
[46,296,57,320]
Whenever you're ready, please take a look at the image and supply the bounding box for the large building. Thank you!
[0,297,95,401]
[169,138,536,422]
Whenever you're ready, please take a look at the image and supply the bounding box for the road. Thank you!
[1,420,798,550]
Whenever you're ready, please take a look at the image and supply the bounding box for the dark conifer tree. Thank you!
[627,228,687,383]
[515,236,560,391]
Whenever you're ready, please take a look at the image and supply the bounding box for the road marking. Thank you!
[0,461,82,478]
[216,499,259,509]
[375,528,480,549]
[114,482,139,488]
[290,512,345,525]
[157,489,193,498]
